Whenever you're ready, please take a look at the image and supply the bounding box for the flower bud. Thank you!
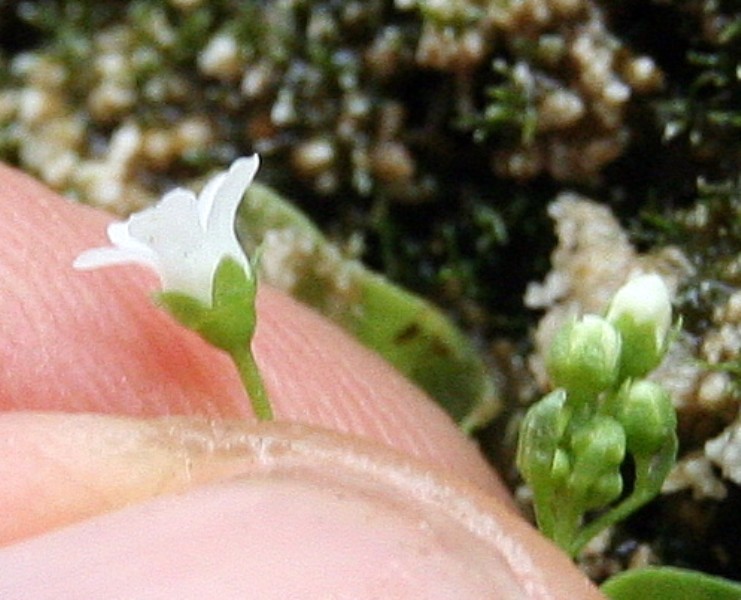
[516,389,569,488]
[606,274,672,378]
[568,416,626,507]
[547,315,622,398]
[570,416,626,473]
[587,472,624,510]
[611,379,676,458]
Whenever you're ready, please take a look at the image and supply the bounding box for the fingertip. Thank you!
[0,415,602,599]
[0,164,504,497]
[254,286,507,497]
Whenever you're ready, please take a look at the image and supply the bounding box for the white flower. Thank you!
[606,273,673,378]
[74,156,259,305]
[607,273,672,346]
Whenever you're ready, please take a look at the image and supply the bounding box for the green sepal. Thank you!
[156,290,210,332]
[605,275,673,380]
[516,389,570,488]
[547,315,622,400]
[212,256,257,310]
[602,566,741,600]
[568,416,626,502]
[157,256,257,352]
[610,311,668,379]
[605,379,677,458]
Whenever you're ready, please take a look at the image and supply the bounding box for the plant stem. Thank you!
[231,344,273,421]
[569,489,652,557]
[551,504,582,556]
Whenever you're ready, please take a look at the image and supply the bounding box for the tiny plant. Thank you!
[74,156,273,420]
[517,274,678,557]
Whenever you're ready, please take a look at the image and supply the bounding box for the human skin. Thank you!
[0,164,603,598]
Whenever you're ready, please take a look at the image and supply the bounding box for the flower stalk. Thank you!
[231,343,273,421]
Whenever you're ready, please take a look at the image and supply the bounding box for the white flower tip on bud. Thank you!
[607,273,672,338]
[606,273,673,378]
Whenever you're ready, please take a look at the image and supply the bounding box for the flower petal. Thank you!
[196,172,228,229]
[107,222,157,259]
[204,155,259,239]
[73,246,158,271]
[74,156,259,306]
[127,189,203,258]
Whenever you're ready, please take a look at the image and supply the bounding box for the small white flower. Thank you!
[74,155,259,305]
[606,273,673,378]
[607,273,672,347]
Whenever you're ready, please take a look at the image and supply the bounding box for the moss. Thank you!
[635,178,741,337]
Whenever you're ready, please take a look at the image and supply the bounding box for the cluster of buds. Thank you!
[517,274,678,557]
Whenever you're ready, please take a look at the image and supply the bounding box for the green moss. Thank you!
[654,2,741,173]
[637,178,741,337]
[458,58,538,146]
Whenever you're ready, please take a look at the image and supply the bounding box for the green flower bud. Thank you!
[570,416,627,473]
[567,416,626,506]
[547,315,622,398]
[606,274,672,378]
[610,379,677,458]
[516,389,569,487]
[587,472,624,510]
[550,447,571,486]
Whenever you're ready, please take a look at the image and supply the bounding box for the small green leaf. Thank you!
[602,566,741,600]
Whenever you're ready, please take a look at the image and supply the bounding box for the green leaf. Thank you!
[350,272,496,428]
[602,567,741,600]
[237,183,500,431]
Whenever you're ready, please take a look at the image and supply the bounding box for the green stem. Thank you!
[568,446,676,556]
[532,490,557,540]
[551,503,583,554]
[568,488,653,557]
[231,343,273,421]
